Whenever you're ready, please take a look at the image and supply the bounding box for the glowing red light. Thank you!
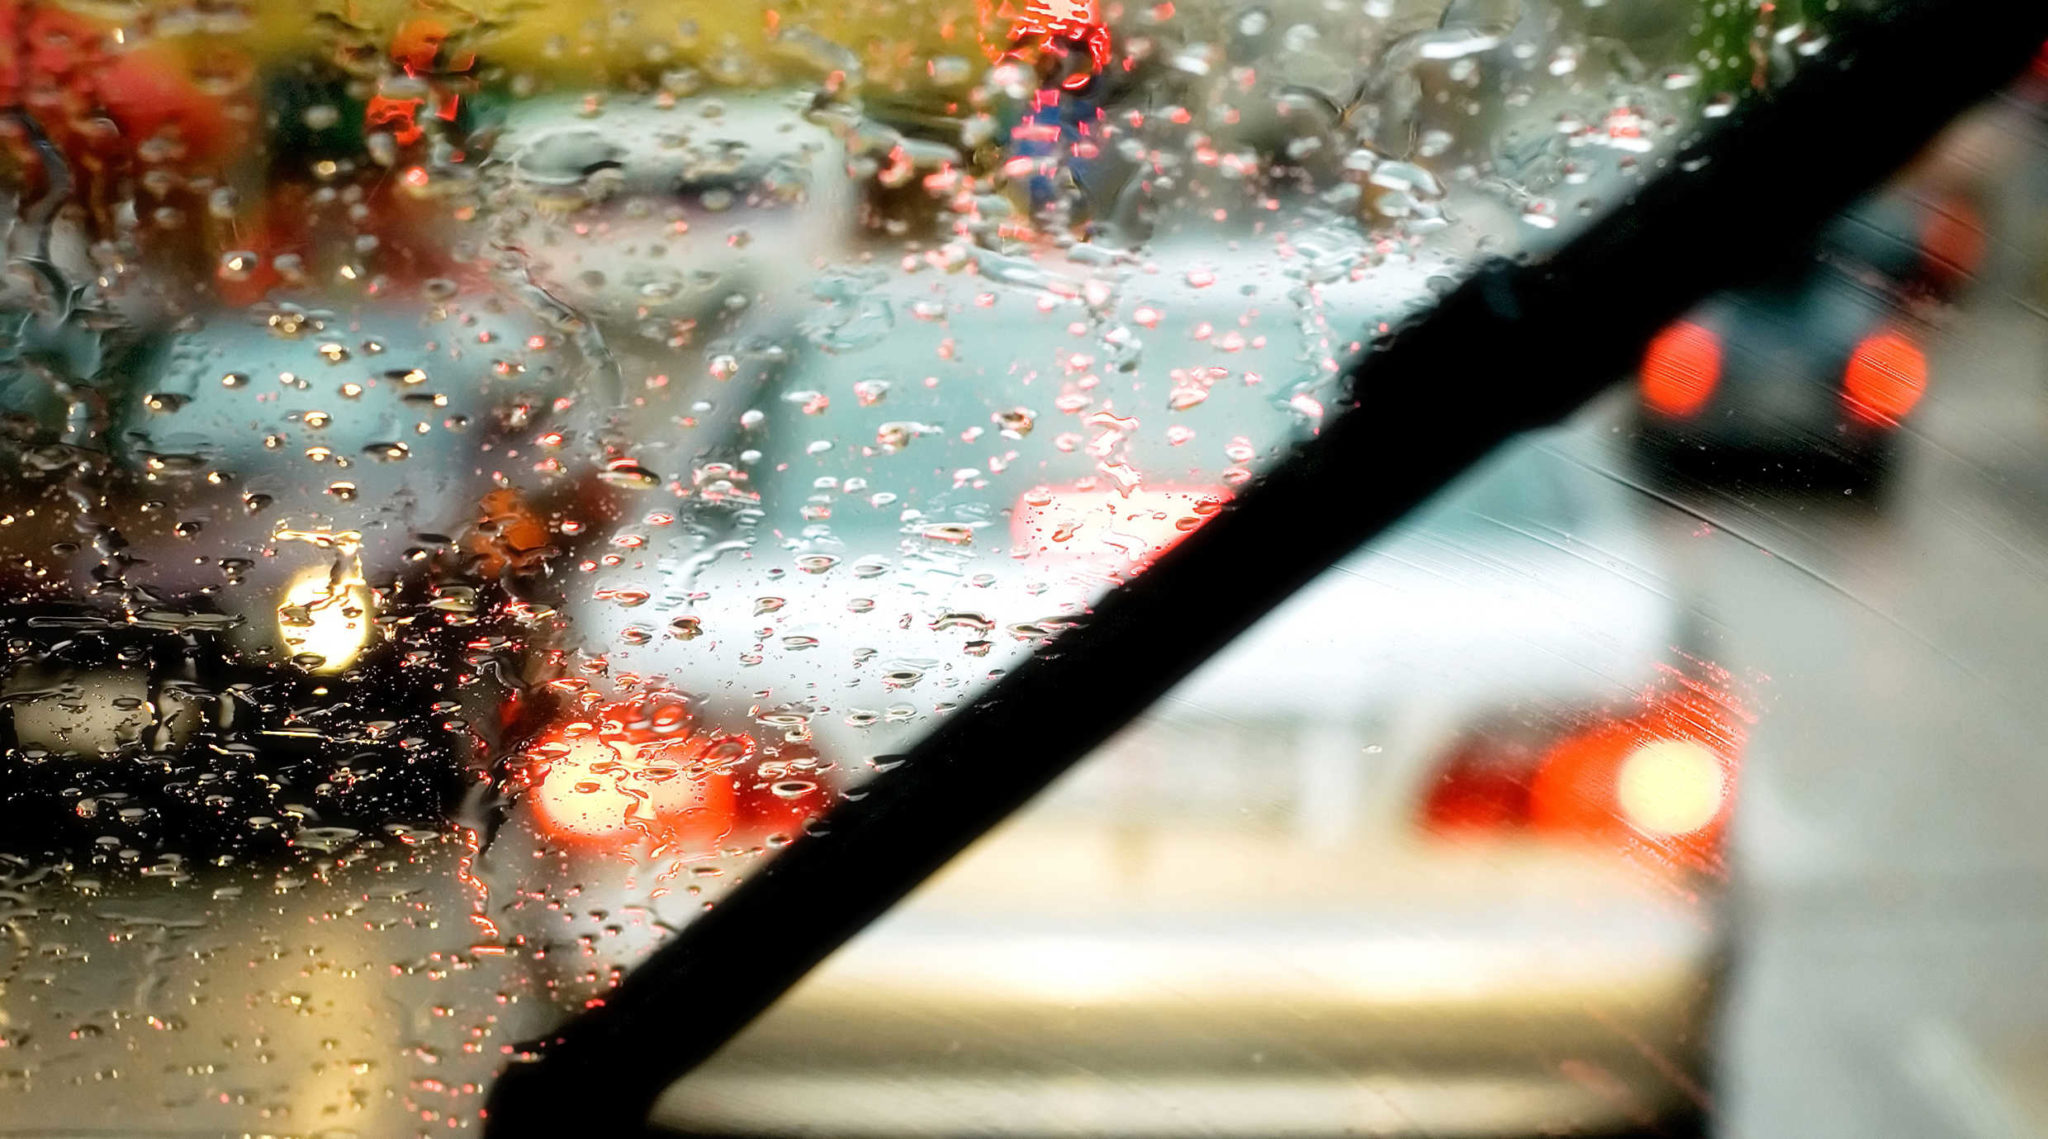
[1528,681,1747,871]
[1420,670,1751,874]
[1842,329,1927,426]
[1640,320,1721,418]
[365,94,427,146]
[1422,741,1537,833]
[527,703,749,849]
[977,0,1112,79]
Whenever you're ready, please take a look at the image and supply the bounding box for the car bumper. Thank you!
[652,831,1723,1137]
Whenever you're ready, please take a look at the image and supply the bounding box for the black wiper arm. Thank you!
[485,5,2048,1133]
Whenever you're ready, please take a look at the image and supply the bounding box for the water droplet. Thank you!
[921,523,974,546]
[218,250,258,281]
[599,460,661,490]
[994,407,1036,438]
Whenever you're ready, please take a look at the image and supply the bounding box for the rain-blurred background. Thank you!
[3,0,2048,1136]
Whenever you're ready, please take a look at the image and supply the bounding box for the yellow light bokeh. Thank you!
[1615,739,1726,837]
[278,569,376,673]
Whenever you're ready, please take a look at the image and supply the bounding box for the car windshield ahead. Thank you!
[3,2,2045,1137]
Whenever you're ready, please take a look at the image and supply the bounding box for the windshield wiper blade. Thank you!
[485,5,2048,1133]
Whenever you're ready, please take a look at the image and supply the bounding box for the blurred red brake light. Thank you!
[1640,321,1722,418]
[1421,674,1750,873]
[1842,329,1927,426]
[1422,739,1537,832]
[526,701,750,850]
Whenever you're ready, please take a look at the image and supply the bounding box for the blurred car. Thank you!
[0,1,1847,1135]
[1631,189,1980,492]
[642,436,1742,1138]
[509,185,1741,1132]
[471,88,858,467]
[479,89,854,338]
[0,289,600,860]
[520,206,1455,841]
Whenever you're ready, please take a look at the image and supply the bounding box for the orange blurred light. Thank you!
[1418,668,1750,872]
[1640,320,1721,418]
[1011,485,1228,576]
[528,707,747,849]
[365,93,427,146]
[392,17,476,75]
[1526,680,1746,871]
[1842,329,1927,426]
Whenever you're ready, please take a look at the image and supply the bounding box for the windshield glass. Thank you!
[0,0,1954,1134]
[649,77,2048,1133]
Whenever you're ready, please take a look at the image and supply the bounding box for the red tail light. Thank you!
[526,699,750,850]
[1528,721,1734,870]
[1421,672,1750,873]
[1421,737,1538,832]
[1640,321,1722,418]
[1842,329,1927,426]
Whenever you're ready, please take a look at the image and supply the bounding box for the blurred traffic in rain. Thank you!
[2,1,2048,1136]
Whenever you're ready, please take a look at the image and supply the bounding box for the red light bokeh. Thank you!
[1640,320,1723,418]
[1842,330,1928,426]
[526,701,751,850]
